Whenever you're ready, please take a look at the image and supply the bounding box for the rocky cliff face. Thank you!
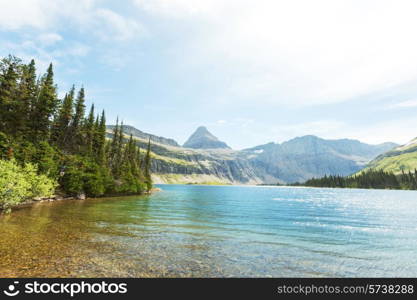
[240,136,398,183]
[107,125,397,184]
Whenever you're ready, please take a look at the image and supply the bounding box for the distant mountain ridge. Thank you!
[106,125,398,184]
[106,125,180,147]
[241,135,398,183]
[183,126,230,149]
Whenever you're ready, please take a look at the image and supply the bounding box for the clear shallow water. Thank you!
[1,184,417,277]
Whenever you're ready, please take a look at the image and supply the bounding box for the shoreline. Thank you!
[0,187,162,214]
[156,182,417,193]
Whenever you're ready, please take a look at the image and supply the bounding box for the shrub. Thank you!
[59,155,109,197]
[59,156,86,196]
[33,141,60,176]
[0,159,57,208]
[0,132,12,160]
[83,161,108,197]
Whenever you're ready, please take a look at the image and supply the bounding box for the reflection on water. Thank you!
[1,185,417,277]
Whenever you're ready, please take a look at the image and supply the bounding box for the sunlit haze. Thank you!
[2,0,417,149]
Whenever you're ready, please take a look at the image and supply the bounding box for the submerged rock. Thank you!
[76,193,86,200]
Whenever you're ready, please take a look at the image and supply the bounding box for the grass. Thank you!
[150,152,197,166]
[152,173,231,185]
[362,151,417,174]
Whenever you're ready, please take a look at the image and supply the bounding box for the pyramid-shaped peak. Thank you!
[183,126,231,149]
[195,126,210,133]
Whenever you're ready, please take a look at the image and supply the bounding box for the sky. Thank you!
[1,0,417,149]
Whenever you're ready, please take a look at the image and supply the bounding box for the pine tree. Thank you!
[144,138,152,191]
[0,62,19,134]
[134,145,144,179]
[31,63,58,140]
[113,121,124,177]
[85,104,95,155]
[122,134,134,169]
[92,115,100,157]
[51,86,75,148]
[95,110,107,164]
[108,117,119,171]
[69,87,86,151]
[117,121,124,151]
[15,59,37,137]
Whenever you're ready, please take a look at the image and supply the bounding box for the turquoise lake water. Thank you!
[1,184,416,277]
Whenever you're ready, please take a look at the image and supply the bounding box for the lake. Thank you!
[1,184,416,277]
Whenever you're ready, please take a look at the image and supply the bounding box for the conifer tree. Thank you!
[92,115,100,157]
[32,63,58,140]
[15,59,37,137]
[85,104,95,155]
[144,138,152,191]
[117,121,124,150]
[113,121,124,177]
[0,62,19,134]
[95,110,107,164]
[108,117,119,170]
[134,145,144,179]
[51,86,75,147]
[69,87,86,151]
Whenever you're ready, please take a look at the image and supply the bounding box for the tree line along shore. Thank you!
[292,168,417,190]
[0,55,152,211]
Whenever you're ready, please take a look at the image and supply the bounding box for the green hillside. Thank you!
[362,138,417,174]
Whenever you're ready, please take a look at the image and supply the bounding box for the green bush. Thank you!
[60,167,84,196]
[0,159,57,208]
[13,140,60,178]
[33,141,60,176]
[83,161,109,197]
[59,155,110,197]
[0,132,12,160]
[59,156,87,196]
[13,140,37,163]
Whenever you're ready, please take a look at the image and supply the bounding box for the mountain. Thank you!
[106,125,397,185]
[362,137,417,174]
[240,135,398,183]
[107,125,179,147]
[183,126,230,149]
[106,126,262,184]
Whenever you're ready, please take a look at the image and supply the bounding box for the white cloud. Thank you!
[348,117,417,145]
[134,0,222,18]
[1,39,90,73]
[386,99,417,109]
[0,0,50,30]
[134,0,417,107]
[98,49,131,70]
[0,0,145,42]
[37,33,63,46]
[0,0,146,73]
[92,9,147,41]
[0,0,97,30]
[64,43,91,57]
